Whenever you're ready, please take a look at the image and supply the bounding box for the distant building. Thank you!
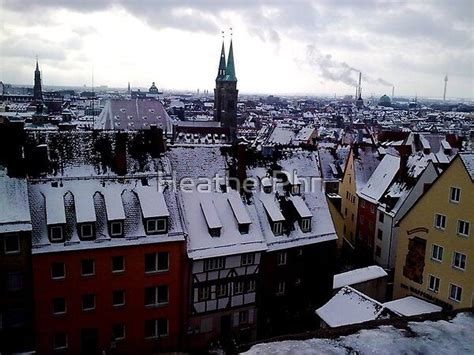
[214,39,238,140]
[33,58,43,101]
[379,95,391,107]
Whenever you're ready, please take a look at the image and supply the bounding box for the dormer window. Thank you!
[273,222,283,236]
[146,218,167,234]
[238,223,250,234]
[209,227,221,238]
[291,184,301,195]
[79,224,94,240]
[300,218,311,232]
[110,221,123,237]
[50,226,64,242]
[263,186,272,194]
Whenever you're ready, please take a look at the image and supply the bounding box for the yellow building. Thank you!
[394,153,473,309]
[338,146,379,249]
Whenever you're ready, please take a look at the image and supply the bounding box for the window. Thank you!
[203,257,225,271]
[145,285,168,306]
[239,310,249,325]
[457,220,470,237]
[351,213,354,222]
[241,253,255,266]
[277,252,287,266]
[145,318,168,338]
[434,214,446,230]
[4,234,20,254]
[428,275,440,293]
[80,224,94,239]
[50,226,64,242]
[360,199,365,207]
[81,259,95,276]
[449,284,462,302]
[301,218,311,232]
[145,252,169,273]
[344,208,348,217]
[112,324,125,340]
[276,281,286,295]
[370,205,375,213]
[53,298,66,314]
[51,262,65,279]
[377,229,383,240]
[198,286,210,301]
[431,244,443,262]
[273,222,283,236]
[112,256,125,273]
[6,272,23,292]
[53,333,68,350]
[82,294,95,311]
[110,221,123,237]
[449,187,460,203]
[246,279,256,292]
[234,281,244,294]
[216,284,228,298]
[379,213,384,223]
[375,246,381,257]
[113,290,125,307]
[452,252,466,270]
[146,218,167,234]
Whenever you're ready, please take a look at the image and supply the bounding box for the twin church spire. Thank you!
[216,33,237,83]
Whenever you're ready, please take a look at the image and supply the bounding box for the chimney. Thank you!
[147,125,166,157]
[237,142,248,189]
[395,145,411,181]
[113,132,128,176]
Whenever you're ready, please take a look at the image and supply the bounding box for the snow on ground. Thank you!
[243,312,474,355]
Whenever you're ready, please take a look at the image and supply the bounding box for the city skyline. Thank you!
[0,1,473,98]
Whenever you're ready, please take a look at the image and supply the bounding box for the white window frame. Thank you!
[428,274,440,293]
[50,226,64,242]
[449,186,460,203]
[241,253,255,266]
[112,324,125,340]
[82,294,96,311]
[203,257,225,271]
[145,285,169,306]
[301,218,311,232]
[52,298,67,315]
[145,252,169,273]
[247,279,256,292]
[146,218,167,234]
[431,244,443,262]
[198,286,210,301]
[239,310,249,325]
[145,318,168,339]
[273,222,283,236]
[276,280,286,295]
[449,283,462,302]
[51,262,65,280]
[53,333,68,350]
[110,221,123,236]
[452,252,466,270]
[434,214,446,230]
[80,224,94,239]
[234,281,244,294]
[112,290,126,307]
[81,259,95,277]
[277,252,287,266]
[457,220,470,237]
[216,283,227,298]
[4,234,20,254]
[112,256,125,273]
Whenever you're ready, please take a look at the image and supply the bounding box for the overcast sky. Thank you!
[0,0,473,98]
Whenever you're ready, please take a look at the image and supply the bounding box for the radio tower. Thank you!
[443,74,448,101]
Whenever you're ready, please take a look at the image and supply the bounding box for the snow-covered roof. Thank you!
[181,191,267,259]
[316,286,387,328]
[354,147,380,193]
[333,265,388,289]
[384,296,442,317]
[289,195,312,218]
[134,186,169,219]
[29,178,183,254]
[227,191,252,225]
[74,191,96,224]
[460,153,474,180]
[244,313,474,354]
[103,189,126,221]
[0,169,31,233]
[200,194,223,229]
[358,154,400,204]
[259,194,285,222]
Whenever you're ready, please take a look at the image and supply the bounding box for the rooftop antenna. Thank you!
[443,74,448,101]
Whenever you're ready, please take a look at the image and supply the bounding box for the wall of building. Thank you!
[32,241,185,354]
[339,150,358,248]
[394,157,473,309]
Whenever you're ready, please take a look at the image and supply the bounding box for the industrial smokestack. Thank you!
[392,86,395,99]
[443,74,448,101]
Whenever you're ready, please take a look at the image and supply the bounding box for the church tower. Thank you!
[214,35,238,140]
[33,57,43,101]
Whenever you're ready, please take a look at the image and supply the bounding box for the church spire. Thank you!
[34,56,43,101]
[216,32,226,81]
[224,31,237,82]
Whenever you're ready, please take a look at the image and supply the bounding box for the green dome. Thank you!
[379,94,391,103]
